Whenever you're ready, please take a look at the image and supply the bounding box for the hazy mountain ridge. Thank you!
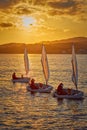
[0,37,87,54]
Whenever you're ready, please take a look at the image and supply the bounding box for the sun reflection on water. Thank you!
[0,54,87,129]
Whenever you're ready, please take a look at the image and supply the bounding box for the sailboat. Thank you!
[12,48,30,83]
[27,44,53,93]
[53,44,84,99]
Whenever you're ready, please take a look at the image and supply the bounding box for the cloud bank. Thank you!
[0,0,86,29]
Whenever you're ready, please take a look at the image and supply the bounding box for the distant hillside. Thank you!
[0,37,87,54]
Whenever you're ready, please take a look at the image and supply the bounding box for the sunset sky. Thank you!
[0,0,87,44]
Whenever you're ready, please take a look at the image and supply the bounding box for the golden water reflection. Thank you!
[0,54,87,129]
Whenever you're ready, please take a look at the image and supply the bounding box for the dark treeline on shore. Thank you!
[0,37,87,54]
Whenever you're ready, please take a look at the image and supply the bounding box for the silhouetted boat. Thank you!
[27,44,53,93]
[12,48,30,83]
[53,44,84,99]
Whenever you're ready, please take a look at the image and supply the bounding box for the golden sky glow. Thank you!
[22,16,36,27]
[0,0,87,44]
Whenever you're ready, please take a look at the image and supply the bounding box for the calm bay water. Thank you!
[0,54,87,130]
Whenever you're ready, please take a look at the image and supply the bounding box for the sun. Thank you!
[22,16,36,27]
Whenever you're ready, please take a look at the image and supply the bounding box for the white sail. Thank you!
[71,44,78,90]
[41,45,49,85]
[24,48,29,75]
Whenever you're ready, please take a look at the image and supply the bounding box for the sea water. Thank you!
[0,54,87,130]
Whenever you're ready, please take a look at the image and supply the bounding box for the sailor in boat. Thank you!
[21,74,23,78]
[12,72,24,80]
[39,83,43,88]
[39,83,47,89]
[12,72,18,79]
[57,83,67,95]
[30,79,38,89]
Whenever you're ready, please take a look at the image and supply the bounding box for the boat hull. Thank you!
[27,83,53,93]
[53,89,84,99]
[12,77,30,83]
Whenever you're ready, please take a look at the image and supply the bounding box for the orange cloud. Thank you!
[0,0,86,31]
[47,0,86,15]
[0,22,14,28]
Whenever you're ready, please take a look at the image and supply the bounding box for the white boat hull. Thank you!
[27,83,53,93]
[53,89,84,99]
[12,77,30,83]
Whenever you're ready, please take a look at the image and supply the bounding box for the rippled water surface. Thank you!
[0,54,87,130]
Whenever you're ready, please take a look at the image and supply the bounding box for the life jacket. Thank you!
[30,82,38,89]
[57,85,63,92]
[12,73,17,79]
